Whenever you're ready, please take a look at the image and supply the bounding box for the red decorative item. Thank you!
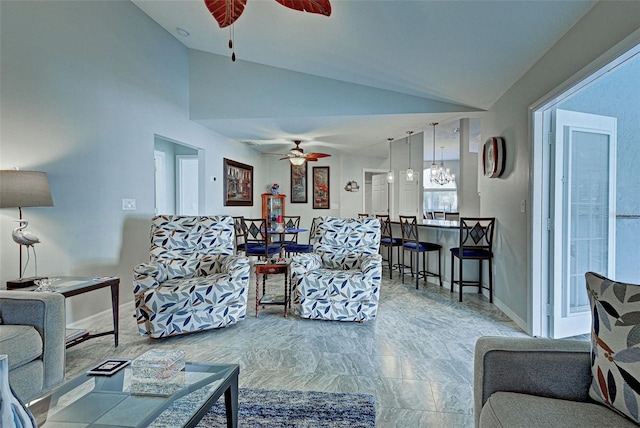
[482,136,506,178]
[275,0,331,16]
[204,0,247,28]
[204,0,331,28]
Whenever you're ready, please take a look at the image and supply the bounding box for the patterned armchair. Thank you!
[133,215,250,338]
[291,216,382,322]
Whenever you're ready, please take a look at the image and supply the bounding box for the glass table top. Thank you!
[29,362,238,428]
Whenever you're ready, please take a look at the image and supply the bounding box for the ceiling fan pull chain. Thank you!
[230,24,236,62]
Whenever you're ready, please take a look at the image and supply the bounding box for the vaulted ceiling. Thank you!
[133,0,597,159]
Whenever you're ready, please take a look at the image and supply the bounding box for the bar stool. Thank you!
[376,214,402,279]
[399,215,442,289]
[450,217,495,302]
[280,215,301,248]
[242,218,282,260]
[232,216,251,255]
[285,217,320,256]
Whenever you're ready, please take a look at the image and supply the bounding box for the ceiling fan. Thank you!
[273,140,331,165]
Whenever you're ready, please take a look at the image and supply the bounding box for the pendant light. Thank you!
[429,123,455,185]
[406,131,414,181]
[386,138,394,183]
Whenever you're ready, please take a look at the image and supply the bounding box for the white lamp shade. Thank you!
[289,157,305,166]
[0,170,53,208]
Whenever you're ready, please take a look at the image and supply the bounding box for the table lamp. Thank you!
[0,170,54,288]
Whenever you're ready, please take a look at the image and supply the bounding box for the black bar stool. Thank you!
[450,217,496,302]
[399,215,442,289]
[285,217,320,257]
[376,214,402,279]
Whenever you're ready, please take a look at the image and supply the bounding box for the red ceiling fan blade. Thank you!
[306,153,331,159]
[275,0,332,16]
[204,0,247,28]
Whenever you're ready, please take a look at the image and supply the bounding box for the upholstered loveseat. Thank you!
[474,336,637,427]
[0,290,66,402]
[476,272,640,426]
[133,215,250,338]
[290,216,382,322]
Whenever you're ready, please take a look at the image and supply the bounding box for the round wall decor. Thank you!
[482,137,506,178]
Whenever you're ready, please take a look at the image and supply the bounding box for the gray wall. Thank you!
[0,0,396,323]
[480,0,640,330]
[0,1,263,322]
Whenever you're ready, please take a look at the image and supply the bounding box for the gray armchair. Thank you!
[0,290,66,402]
[474,336,636,427]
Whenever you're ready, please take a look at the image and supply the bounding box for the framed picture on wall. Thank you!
[223,158,253,206]
[290,162,308,203]
[312,166,330,209]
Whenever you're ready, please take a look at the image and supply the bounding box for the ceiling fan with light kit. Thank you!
[266,140,331,165]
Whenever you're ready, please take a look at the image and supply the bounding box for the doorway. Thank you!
[154,136,202,215]
[532,43,640,338]
[363,169,392,217]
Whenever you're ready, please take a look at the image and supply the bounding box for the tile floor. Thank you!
[65,267,530,427]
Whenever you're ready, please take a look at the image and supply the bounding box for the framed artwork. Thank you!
[312,166,330,209]
[482,137,506,178]
[223,158,253,206]
[290,162,308,203]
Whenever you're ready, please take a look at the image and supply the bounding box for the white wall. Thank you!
[0,1,262,323]
[458,118,480,216]
[259,146,387,242]
[480,0,640,332]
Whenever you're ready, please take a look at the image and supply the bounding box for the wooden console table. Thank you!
[7,276,119,348]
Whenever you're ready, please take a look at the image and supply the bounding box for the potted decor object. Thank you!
[0,354,36,428]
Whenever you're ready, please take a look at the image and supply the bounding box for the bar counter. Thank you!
[390,219,459,229]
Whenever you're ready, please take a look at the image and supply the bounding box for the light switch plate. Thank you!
[122,198,136,210]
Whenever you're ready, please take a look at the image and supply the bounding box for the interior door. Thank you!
[398,171,421,217]
[372,173,389,216]
[154,150,167,215]
[176,155,199,215]
[550,109,617,338]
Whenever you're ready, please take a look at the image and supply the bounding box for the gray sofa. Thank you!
[0,290,66,402]
[474,336,637,427]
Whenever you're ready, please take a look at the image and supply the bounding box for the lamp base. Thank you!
[6,277,47,290]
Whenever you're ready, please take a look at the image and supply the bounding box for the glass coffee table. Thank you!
[28,361,239,428]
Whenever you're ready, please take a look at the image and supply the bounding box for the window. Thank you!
[423,169,457,212]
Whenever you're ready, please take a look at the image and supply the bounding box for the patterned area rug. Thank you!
[196,388,376,428]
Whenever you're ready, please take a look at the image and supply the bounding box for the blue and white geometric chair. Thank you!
[133,215,250,338]
[291,216,382,322]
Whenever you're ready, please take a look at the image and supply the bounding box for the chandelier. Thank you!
[429,123,455,185]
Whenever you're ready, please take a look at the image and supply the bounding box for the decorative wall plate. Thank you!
[483,137,506,178]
